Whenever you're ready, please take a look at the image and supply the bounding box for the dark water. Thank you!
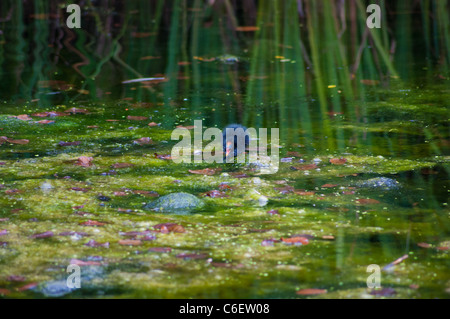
[0,1,449,299]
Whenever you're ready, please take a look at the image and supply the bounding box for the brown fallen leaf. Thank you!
[360,79,380,86]
[80,220,106,226]
[32,111,68,117]
[64,107,90,114]
[369,288,396,296]
[1,137,29,145]
[84,240,109,248]
[153,223,185,233]
[176,253,208,260]
[16,283,38,292]
[118,239,142,246]
[59,141,81,146]
[69,259,101,266]
[0,288,11,295]
[281,236,309,245]
[36,120,54,124]
[127,116,148,121]
[189,168,222,176]
[154,153,172,160]
[30,231,54,239]
[290,164,318,171]
[15,114,33,121]
[148,247,172,253]
[111,163,135,169]
[330,158,347,165]
[75,156,93,167]
[296,288,327,295]
[235,26,260,32]
[176,125,196,130]
[294,191,315,196]
[355,198,381,205]
[133,137,154,145]
[321,184,338,188]
[5,189,23,194]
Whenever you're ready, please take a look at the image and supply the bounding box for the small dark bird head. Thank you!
[222,124,250,159]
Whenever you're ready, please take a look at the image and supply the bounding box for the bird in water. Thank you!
[222,124,250,161]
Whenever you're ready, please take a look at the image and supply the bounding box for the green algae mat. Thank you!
[0,0,449,299]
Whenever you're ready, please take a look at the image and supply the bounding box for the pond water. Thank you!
[0,1,449,299]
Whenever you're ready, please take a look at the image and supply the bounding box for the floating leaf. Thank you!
[5,189,23,194]
[321,184,338,188]
[148,247,172,253]
[176,125,196,130]
[1,137,29,145]
[69,259,101,266]
[64,107,89,114]
[80,220,106,226]
[176,253,208,260]
[154,153,172,160]
[36,120,54,124]
[15,114,33,121]
[32,111,67,117]
[355,198,381,205]
[235,26,259,32]
[111,163,135,169]
[281,236,309,245]
[118,239,142,246]
[59,141,81,147]
[369,288,396,296]
[0,288,11,295]
[133,137,154,145]
[360,79,380,86]
[84,240,109,248]
[30,231,54,239]
[296,289,327,295]
[17,283,38,292]
[153,223,185,233]
[294,190,315,196]
[330,158,347,165]
[75,156,93,167]
[127,116,148,121]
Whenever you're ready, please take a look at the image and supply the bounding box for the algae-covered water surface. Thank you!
[0,1,449,299]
